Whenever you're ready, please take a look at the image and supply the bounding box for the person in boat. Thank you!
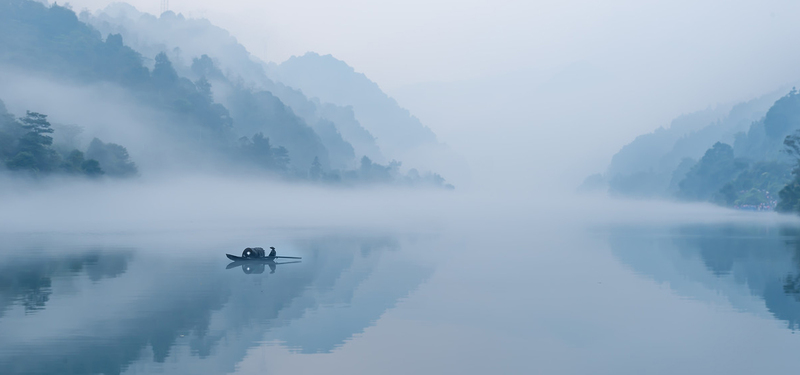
[269,247,276,257]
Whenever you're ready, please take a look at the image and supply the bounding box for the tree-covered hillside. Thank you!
[0,0,452,187]
[81,4,384,168]
[266,52,439,158]
[588,86,800,211]
[0,0,232,144]
[595,91,784,198]
[0,98,136,177]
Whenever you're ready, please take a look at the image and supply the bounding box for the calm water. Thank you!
[4,219,800,374]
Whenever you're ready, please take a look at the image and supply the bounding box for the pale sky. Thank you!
[61,0,800,186]
[63,0,800,89]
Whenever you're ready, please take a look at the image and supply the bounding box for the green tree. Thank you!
[152,52,178,85]
[0,99,22,161]
[765,88,800,139]
[85,138,137,177]
[57,149,104,176]
[716,183,738,206]
[778,131,800,213]
[195,77,213,102]
[191,55,223,78]
[239,133,290,172]
[19,111,53,143]
[81,159,104,176]
[8,111,60,172]
[713,161,791,207]
[358,156,400,183]
[0,109,113,178]
[60,149,85,173]
[6,151,36,171]
[779,182,800,212]
[677,142,747,201]
[309,156,322,180]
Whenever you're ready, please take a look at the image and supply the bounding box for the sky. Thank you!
[61,0,800,187]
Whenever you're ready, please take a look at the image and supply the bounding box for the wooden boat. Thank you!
[225,254,302,261]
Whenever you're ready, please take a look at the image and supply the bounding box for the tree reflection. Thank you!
[778,227,800,330]
[0,250,133,317]
[609,224,800,330]
[0,235,432,375]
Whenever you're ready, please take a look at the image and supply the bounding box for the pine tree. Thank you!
[309,156,322,180]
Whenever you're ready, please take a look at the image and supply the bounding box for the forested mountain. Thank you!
[0,0,234,147]
[586,86,800,212]
[594,91,784,198]
[81,4,384,167]
[0,0,451,187]
[265,52,439,158]
[606,104,733,179]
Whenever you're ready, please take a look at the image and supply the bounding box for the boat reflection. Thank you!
[225,259,301,274]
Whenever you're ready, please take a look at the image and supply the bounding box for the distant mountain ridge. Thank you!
[0,0,453,187]
[584,84,800,211]
[585,89,788,198]
[265,52,439,159]
[607,91,784,180]
[82,4,432,164]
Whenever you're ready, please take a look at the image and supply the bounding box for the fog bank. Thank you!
[0,173,795,236]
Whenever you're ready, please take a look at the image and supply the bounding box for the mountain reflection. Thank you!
[609,224,800,330]
[0,250,133,317]
[0,235,431,375]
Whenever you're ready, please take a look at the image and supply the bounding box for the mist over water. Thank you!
[5,201,800,374]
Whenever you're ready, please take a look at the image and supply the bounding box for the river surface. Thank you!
[4,211,800,374]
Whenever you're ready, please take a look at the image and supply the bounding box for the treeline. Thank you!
[304,155,454,188]
[82,5,384,167]
[0,0,453,188]
[681,89,800,211]
[0,102,137,177]
[586,87,800,211]
[674,142,789,209]
[0,100,453,188]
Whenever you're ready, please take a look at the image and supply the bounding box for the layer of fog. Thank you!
[1,171,797,236]
[0,67,241,177]
[0,64,793,233]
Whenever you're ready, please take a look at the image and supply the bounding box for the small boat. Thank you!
[225,246,302,261]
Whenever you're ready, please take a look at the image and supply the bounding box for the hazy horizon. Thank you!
[50,0,800,189]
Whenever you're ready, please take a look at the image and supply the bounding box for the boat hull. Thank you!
[225,254,302,261]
